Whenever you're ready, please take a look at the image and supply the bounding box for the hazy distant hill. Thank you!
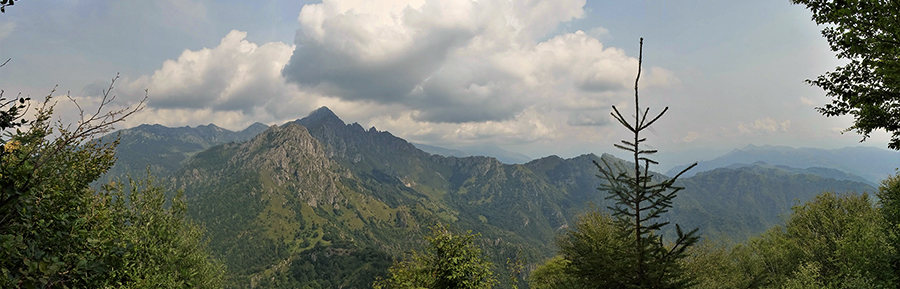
[413,142,532,164]
[724,162,873,185]
[413,143,469,157]
[666,144,900,184]
[97,122,268,184]
[103,107,880,287]
[524,154,875,241]
[671,163,875,241]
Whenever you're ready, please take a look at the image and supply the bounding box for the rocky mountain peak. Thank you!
[191,122,344,208]
[238,123,325,160]
[298,106,345,128]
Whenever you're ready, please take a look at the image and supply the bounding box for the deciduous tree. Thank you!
[374,223,497,289]
[0,77,224,288]
[792,0,900,149]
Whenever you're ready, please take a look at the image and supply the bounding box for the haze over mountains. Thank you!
[413,143,532,165]
[98,106,890,288]
[666,144,900,185]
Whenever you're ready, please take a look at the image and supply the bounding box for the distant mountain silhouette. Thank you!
[96,122,268,185]
[413,143,532,164]
[666,144,900,184]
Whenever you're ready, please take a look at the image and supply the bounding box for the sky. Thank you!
[0,0,892,168]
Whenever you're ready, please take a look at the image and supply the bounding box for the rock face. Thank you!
[297,107,574,250]
[228,123,342,207]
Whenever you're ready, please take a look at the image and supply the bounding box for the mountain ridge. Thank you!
[666,144,900,184]
[99,106,881,287]
[96,121,269,185]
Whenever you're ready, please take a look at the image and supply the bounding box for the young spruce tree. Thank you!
[594,38,699,288]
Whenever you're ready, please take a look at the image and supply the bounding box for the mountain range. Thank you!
[99,106,884,288]
[413,143,532,164]
[97,122,268,185]
[666,144,900,184]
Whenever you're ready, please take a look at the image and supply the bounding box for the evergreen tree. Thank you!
[591,38,699,288]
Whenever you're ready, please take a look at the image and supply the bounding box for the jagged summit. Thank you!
[250,122,318,150]
[298,106,345,128]
[243,122,269,131]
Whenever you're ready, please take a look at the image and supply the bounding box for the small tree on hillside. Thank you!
[592,38,699,288]
[0,77,225,288]
[374,223,497,289]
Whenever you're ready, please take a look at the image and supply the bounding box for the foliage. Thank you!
[786,192,893,285]
[555,209,629,288]
[591,38,698,288]
[0,80,224,288]
[684,192,896,288]
[877,172,900,283]
[680,240,757,289]
[0,89,30,137]
[505,250,525,289]
[671,164,875,242]
[257,244,393,289]
[103,177,226,288]
[374,223,497,289]
[0,0,16,13]
[527,256,579,289]
[791,0,900,149]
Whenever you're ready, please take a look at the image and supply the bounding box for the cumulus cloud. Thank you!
[587,27,610,40]
[105,0,681,147]
[282,0,676,124]
[368,107,557,145]
[107,30,333,129]
[142,30,295,112]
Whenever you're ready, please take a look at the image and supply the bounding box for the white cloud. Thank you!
[800,96,817,106]
[282,0,675,124]
[368,106,558,145]
[144,30,296,112]
[104,0,680,148]
[738,117,791,135]
[111,30,330,129]
[682,131,700,143]
[587,26,610,40]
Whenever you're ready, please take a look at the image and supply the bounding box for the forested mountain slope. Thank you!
[97,122,268,184]
[523,154,876,241]
[103,106,877,287]
[667,144,900,184]
[169,123,446,287]
[672,164,875,241]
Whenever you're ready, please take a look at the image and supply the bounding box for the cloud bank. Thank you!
[101,0,678,148]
